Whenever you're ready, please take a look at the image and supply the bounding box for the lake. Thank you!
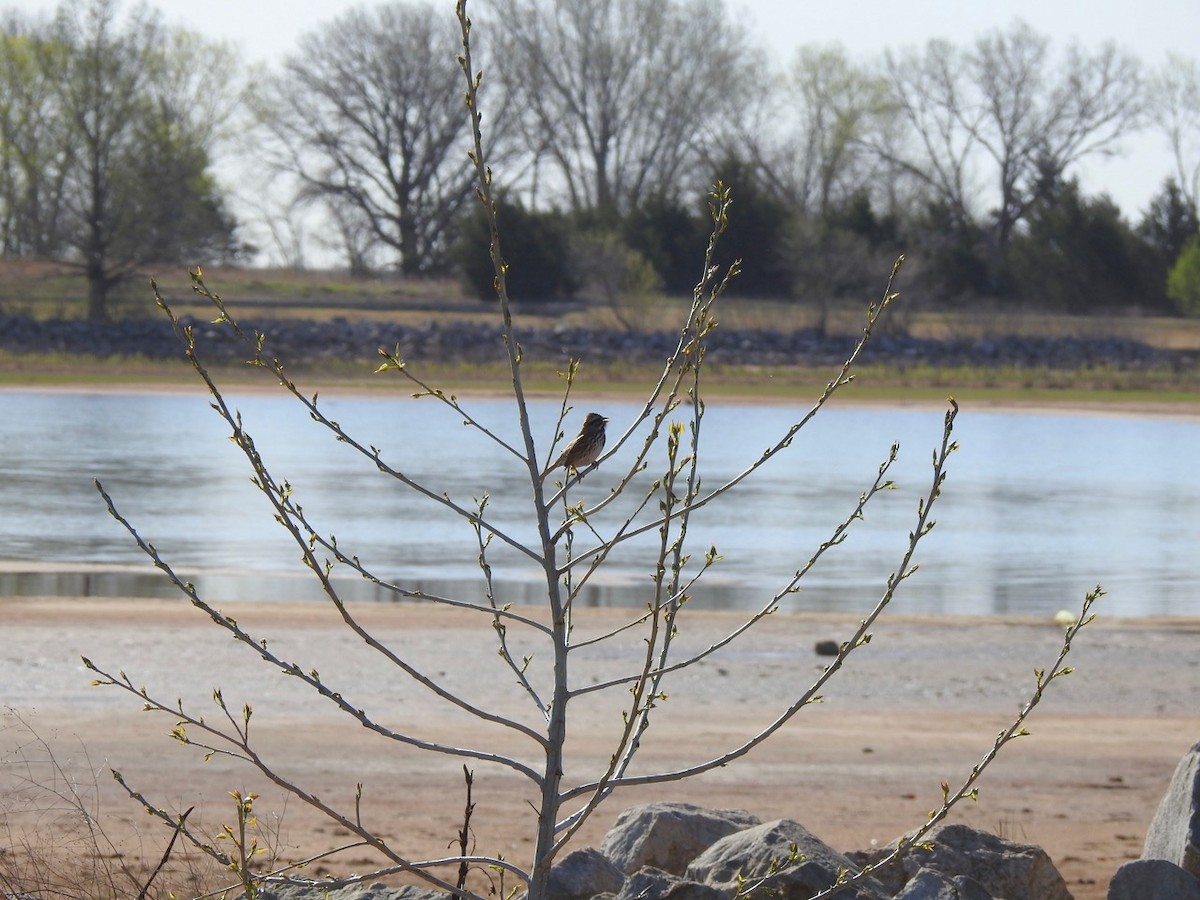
[0,388,1195,618]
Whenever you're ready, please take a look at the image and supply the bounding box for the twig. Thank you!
[456,767,476,891]
[137,805,193,900]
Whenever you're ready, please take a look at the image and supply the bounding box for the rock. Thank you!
[614,866,727,900]
[685,818,889,899]
[1143,740,1200,877]
[601,801,761,875]
[901,823,1072,900]
[1108,859,1200,899]
[389,889,450,900]
[894,867,994,899]
[0,313,1188,373]
[261,883,448,899]
[843,849,909,895]
[546,846,626,900]
[814,639,840,656]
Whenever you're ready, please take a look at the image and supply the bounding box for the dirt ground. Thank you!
[2,596,1197,899]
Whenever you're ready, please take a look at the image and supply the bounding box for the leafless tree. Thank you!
[871,21,1143,263]
[259,1,477,275]
[874,38,980,231]
[750,45,893,219]
[1150,52,1200,212]
[487,0,759,218]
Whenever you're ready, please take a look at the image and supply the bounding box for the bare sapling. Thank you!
[81,1,1100,898]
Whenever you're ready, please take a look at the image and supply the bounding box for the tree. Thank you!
[0,16,72,257]
[707,155,791,298]
[753,45,892,221]
[1167,238,1200,315]
[84,6,1099,900]
[456,194,578,302]
[1150,53,1200,212]
[24,0,242,321]
[1139,178,1200,307]
[907,198,992,304]
[261,2,475,275]
[1009,175,1155,312]
[128,104,241,266]
[874,21,1143,291]
[51,0,157,321]
[620,191,707,295]
[1140,178,1200,266]
[785,190,905,331]
[489,0,757,219]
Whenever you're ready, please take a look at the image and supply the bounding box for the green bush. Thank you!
[620,193,708,295]
[1167,238,1200,316]
[1008,178,1157,312]
[455,195,578,303]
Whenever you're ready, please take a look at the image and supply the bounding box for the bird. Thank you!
[541,412,608,482]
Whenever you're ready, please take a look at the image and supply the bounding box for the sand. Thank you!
[2,595,1197,899]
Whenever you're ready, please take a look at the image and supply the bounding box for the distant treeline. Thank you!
[2,0,1199,321]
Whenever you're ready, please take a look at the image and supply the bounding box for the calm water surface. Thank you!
[0,389,1196,618]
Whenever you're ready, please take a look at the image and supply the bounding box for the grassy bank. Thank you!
[3,262,1200,410]
[2,351,1199,415]
[8,261,1200,347]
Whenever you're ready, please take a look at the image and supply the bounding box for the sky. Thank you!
[11,0,1200,230]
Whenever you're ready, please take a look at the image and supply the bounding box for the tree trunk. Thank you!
[86,263,110,323]
[398,200,421,276]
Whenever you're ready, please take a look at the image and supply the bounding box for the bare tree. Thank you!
[1150,52,1200,212]
[872,21,1143,280]
[873,38,979,229]
[488,0,758,218]
[750,45,892,219]
[259,1,476,275]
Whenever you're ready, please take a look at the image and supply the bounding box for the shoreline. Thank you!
[3,588,1200,627]
[3,375,1200,421]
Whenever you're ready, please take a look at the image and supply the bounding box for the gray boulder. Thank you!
[685,818,889,899]
[843,848,908,895]
[613,866,727,900]
[1108,859,1200,900]
[261,884,448,900]
[546,847,626,900]
[895,867,994,900]
[1143,740,1200,877]
[601,801,761,876]
[900,823,1072,900]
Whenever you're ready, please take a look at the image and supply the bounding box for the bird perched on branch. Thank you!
[541,412,607,481]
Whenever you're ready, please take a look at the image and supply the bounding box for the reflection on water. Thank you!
[1,389,1197,618]
[0,565,915,613]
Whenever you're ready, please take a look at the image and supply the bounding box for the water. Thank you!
[0,388,1196,618]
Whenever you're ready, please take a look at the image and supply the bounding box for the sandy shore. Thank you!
[2,596,1197,899]
[6,376,1200,419]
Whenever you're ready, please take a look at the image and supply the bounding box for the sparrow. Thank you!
[541,412,607,481]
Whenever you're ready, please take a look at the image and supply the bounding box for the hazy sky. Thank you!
[14,0,1200,220]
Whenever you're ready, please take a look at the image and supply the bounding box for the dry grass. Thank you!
[4,259,1200,349]
[1,711,228,900]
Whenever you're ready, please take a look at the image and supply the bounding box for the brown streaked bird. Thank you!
[541,413,608,482]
